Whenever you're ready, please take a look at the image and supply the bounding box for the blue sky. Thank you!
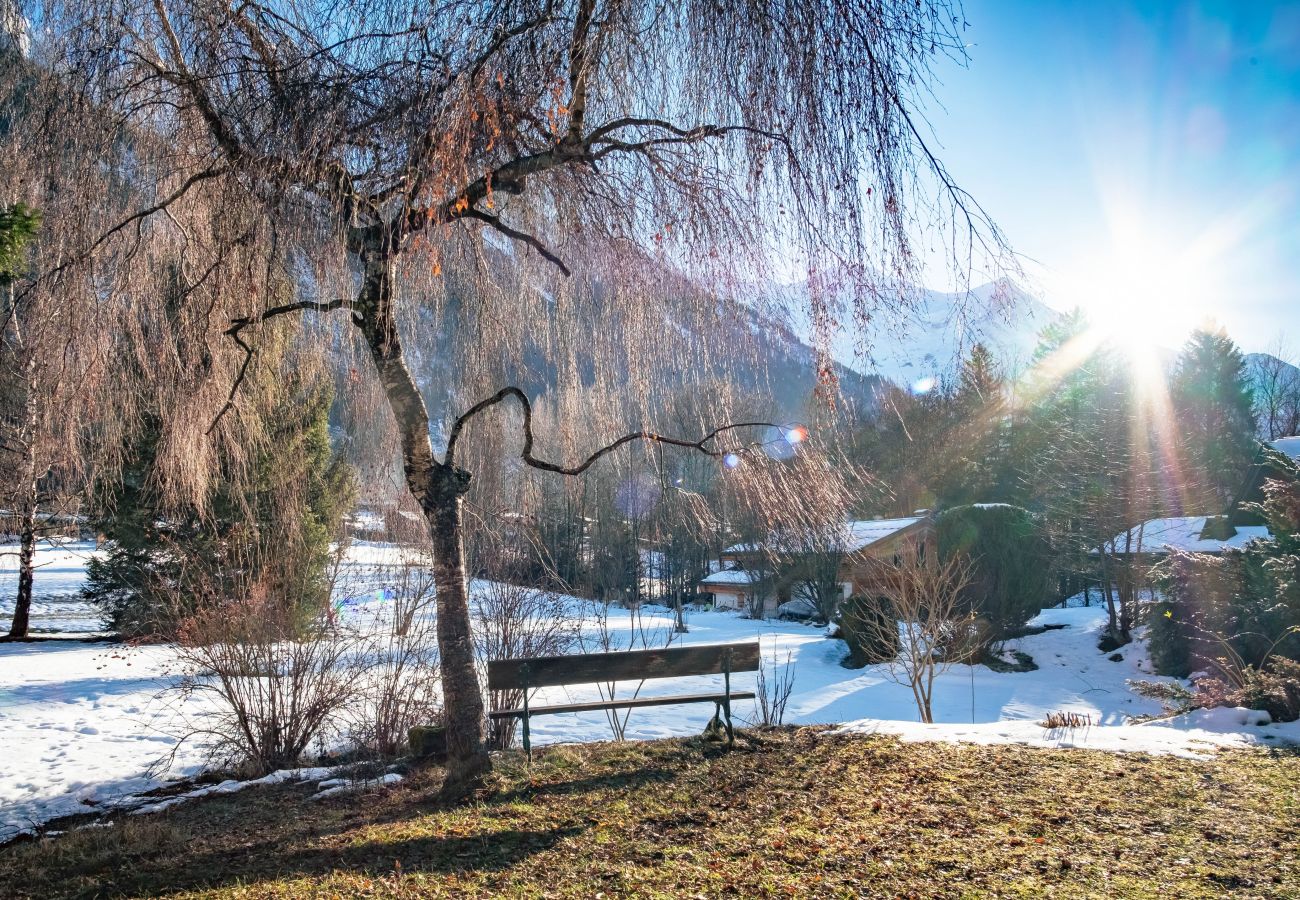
[922,0,1299,354]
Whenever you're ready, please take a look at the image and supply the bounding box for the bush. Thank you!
[839,594,898,668]
[174,572,359,776]
[1151,543,1300,679]
[1146,598,1192,677]
[1194,659,1300,723]
[935,504,1052,640]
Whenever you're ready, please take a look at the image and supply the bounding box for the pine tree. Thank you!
[1171,325,1258,510]
[84,379,354,638]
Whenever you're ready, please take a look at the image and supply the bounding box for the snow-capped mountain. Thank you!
[770,279,1059,388]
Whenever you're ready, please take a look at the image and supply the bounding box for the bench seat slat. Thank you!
[487,641,761,690]
[488,690,757,719]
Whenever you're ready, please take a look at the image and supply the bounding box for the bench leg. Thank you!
[723,651,735,747]
[522,712,531,762]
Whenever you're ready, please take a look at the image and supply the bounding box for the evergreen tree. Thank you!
[1171,325,1258,510]
[933,342,1009,507]
[935,503,1053,640]
[84,379,354,638]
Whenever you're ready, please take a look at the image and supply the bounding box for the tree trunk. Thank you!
[354,246,489,797]
[7,499,36,639]
[425,471,489,793]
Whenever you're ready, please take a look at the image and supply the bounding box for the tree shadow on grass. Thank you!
[176,822,589,889]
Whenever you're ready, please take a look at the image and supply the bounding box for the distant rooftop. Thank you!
[1101,516,1270,556]
[699,568,763,586]
[723,516,924,556]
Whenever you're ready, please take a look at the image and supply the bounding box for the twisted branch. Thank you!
[444,385,781,475]
[207,298,355,434]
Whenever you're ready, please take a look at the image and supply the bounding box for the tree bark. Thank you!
[353,245,489,797]
[6,499,36,639]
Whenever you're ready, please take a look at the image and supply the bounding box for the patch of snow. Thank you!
[311,772,402,801]
[1270,436,1300,460]
[834,711,1298,759]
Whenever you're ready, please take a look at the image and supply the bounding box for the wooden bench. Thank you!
[487,641,760,757]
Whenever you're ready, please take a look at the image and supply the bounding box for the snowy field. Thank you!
[3,539,1298,840]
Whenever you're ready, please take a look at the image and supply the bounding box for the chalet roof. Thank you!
[722,516,924,556]
[1099,516,1271,556]
[699,568,762,587]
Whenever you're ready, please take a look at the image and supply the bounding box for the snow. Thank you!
[1101,516,1271,555]
[836,707,1292,759]
[1270,436,1300,460]
[311,772,403,801]
[723,517,922,556]
[0,540,106,634]
[2,542,1298,840]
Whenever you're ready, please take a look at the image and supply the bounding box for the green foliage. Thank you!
[84,381,355,638]
[1150,475,1300,678]
[1171,325,1258,508]
[0,202,39,282]
[838,593,898,667]
[935,504,1052,639]
[1146,599,1192,678]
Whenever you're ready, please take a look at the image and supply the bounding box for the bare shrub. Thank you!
[340,552,443,758]
[173,579,359,776]
[474,580,580,750]
[579,600,678,741]
[754,650,796,727]
[858,555,979,723]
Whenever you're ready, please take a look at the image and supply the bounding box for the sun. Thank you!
[1062,241,1208,355]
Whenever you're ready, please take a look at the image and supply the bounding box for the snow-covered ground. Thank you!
[0,540,105,634]
[2,539,1298,840]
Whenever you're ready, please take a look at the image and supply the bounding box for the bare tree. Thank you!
[1251,339,1300,441]
[46,0,1006,795]
[857,554,977,724]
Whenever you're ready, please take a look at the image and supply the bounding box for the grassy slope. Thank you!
[2,728,1298,899]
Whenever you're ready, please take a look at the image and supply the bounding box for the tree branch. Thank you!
[207,298,354,434]
[444,385,782,476]
[460,208,571,276]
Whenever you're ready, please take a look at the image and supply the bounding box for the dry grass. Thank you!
[2,728,1297,898]
[1040,710,1093,729]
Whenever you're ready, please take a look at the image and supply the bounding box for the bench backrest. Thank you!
[487,641,761,691]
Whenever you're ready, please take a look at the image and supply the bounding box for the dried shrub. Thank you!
[173,572,359,776]
[474,580,580,750]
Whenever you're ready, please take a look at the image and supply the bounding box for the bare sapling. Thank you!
[861,554,979,724]
[754,649,797,727]
[580,598,679,741]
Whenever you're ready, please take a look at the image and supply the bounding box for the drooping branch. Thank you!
[207,298,355,434]
[444,385,784,475]
[459,208,570,276]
